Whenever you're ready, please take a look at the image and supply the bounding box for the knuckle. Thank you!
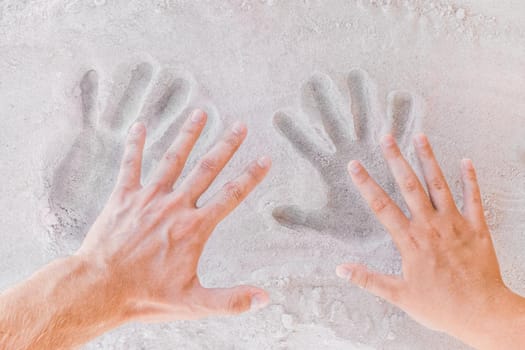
[122,154,136,167]
[199,158,218,172]
[370,196,390,214]
[429,177,446,191]
[402,175,419,193]
[164,149,182,165]
[357,270,371,290]
[387,287,402,304]
[427,227,442,239]
[407,234,419,249]
[223,181,244,202]
[405,232,420,250]
[227,294,247,314]
[470,193,481,204]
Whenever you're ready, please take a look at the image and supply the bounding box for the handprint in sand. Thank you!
[273,69,421,246]
[43,62,220,255]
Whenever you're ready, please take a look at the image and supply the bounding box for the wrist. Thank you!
[0,254,130,349]
[70,253,131,323]
[456,287,525,349]
[37,254,130,347]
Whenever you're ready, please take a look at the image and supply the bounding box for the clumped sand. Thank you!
[0,1,524,349]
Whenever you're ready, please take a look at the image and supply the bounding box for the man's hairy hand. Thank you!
[337,134,525,349]
[77,109,271,322]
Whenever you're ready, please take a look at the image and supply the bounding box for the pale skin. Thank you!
[0,109,524,349]
[0,109,272,349]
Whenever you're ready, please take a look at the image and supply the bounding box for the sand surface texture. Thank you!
[0,0,524,349]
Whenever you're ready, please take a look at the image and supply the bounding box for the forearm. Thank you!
[0,255,127,349]
[456,289,525,349]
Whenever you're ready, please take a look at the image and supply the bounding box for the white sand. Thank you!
[0,0,524,349]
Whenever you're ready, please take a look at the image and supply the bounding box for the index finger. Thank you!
[348,160,411,250]
[177,122,247,204]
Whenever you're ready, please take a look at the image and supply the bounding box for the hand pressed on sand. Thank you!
[78,109,271,322]
[337,134,525,349]
[0,109,271,350]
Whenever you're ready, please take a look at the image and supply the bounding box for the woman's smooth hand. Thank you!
[337,134,525,349]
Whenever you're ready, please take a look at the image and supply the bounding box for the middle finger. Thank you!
[177,122,247,204]
[381,134,434,218]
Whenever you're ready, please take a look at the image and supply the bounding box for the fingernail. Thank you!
[348,160,361,174]
[191,109,205,123]
[462,158,473,170]
[250,293,269,311]
[336,266,353,280]
[381,134,395,147]
[232,122,246,135]
[257,156,271,169]
[130,122,144,134]
[414,133,427,147]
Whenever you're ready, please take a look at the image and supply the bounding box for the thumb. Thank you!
[336,263,404,306]
[199,285,270,316]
